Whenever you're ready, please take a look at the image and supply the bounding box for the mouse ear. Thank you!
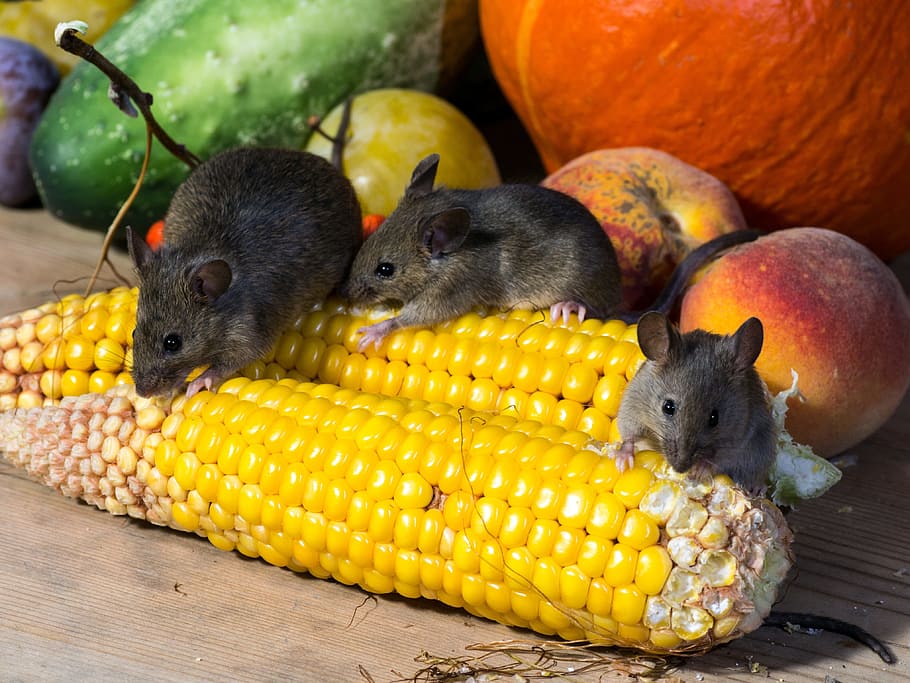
[191,259,232,303]
[405,153,440,198]
[731,317,764,370]
[422,207,471,258]
[126,226,154,269]
[636,311,677,362]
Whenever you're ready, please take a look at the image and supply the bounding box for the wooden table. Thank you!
[1,206,908,682]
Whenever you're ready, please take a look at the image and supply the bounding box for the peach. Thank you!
[679,228,910,457]
[542,148,748,310]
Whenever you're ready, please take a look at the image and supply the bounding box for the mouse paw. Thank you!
[357,320,397,352]
[550,301,587,324]
[185,369,219,399]
[607,440,636,472]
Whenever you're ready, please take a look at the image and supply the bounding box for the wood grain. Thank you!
[1,207,908,682]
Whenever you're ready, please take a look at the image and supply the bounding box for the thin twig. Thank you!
[83,125,152,296]
[307,96,354,171]
[56,26,200,169]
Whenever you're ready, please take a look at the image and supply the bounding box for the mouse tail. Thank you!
[764,610,896,664]
[619,229,763,324]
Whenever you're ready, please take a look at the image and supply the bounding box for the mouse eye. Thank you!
[163,333,182,355]
[662,399,676,417]
[375,262,395,278]
[708,409,719,428]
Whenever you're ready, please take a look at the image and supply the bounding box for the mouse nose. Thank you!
[130,368,166,398]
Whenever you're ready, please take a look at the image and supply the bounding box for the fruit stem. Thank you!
[306,96,354,172]
[56,27,201,169]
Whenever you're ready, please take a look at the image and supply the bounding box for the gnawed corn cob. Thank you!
[0,289,642,442]
[0,378,793,655]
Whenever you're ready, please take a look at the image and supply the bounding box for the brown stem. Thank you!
[57,28,200,169]
[83,125,153,297]
[307,96,354,171]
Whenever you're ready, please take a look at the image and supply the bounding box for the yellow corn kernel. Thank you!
[613,467,655,508]
[63,336,95,372]
[618,509,660,551]
[60,369,90,397]
[586,491,626,539]
[604,543,638,587]
[612,584,647,625]
[634,546,674,596]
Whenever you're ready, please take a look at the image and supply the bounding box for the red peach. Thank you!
[680,227,910,457]
[542,148,748,310]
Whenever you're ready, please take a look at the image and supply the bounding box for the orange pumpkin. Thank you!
[479,1,910,260]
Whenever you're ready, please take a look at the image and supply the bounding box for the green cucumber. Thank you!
[29,0,476,231]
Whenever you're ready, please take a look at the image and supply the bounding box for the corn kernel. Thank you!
[612,583,647,625]
[585,577,613,619]
[416,508,444,555]
[561,362,598,403]
[618,509,660,551]
[666,499,709,537]
[551,527,585,567]
[469,496,506,539]
[531,556,561,601]
[368,500,399,543]
[60,369,90,397]
[557,484,595,529]
[699,549,737,587]
[613,467,654,508]
[510,588,541,621]
[604,543,638,587]
[672,605,714,641]
[523,518,557,559]
[586,491,626,539]
[662,568,704,604]
[531,478,565,520]
[617,622,651,643]
[442,489,474,531]
[697,516,730,549]
[171,501,201,532]
[634,546,673,596]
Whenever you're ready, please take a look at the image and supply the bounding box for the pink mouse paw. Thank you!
[609,439,636,472]
[550,301,588,324]
[185,369,218,399]
[357,320,397,352]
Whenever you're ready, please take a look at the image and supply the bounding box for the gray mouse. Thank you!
[613,310,775,493]
[126,146,362,398]
[339,153,623,350]
[340,153,759,351]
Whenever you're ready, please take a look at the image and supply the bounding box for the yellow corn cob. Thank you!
[0,288,642,443]
[0,377,793,655]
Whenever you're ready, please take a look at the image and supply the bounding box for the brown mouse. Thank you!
[613,310,775,493]
[339,153,759,351]
[127,146,362,398]
[338,153,623,350]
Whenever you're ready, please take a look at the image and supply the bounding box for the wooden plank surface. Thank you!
[1,206,908,682]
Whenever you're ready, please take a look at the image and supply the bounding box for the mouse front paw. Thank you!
[185,367,222,399]
[606,439,636,472]
[357,319,397,352]
[550,301,588,324]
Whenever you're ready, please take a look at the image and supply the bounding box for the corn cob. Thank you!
[0,287,794,652]
[0,375,793,655]
[0,288,641,443]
